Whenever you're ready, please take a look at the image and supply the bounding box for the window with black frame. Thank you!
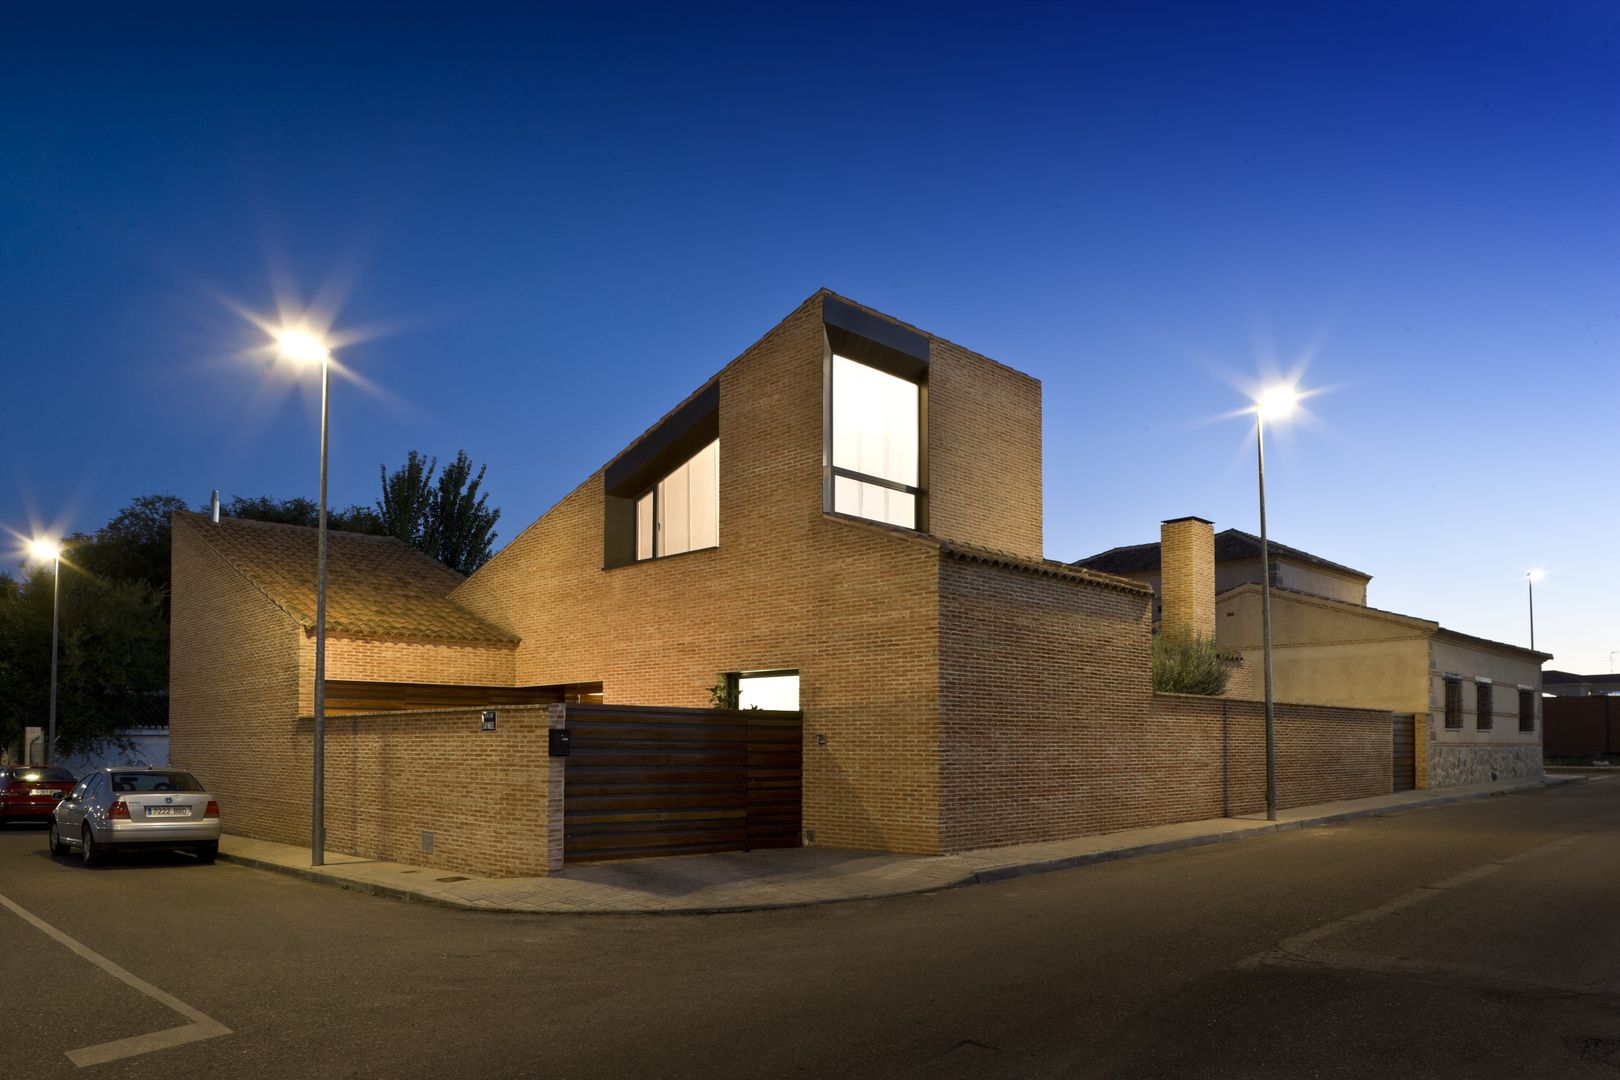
[1475,681,1494,731]
[1444,676,1463,729]
[1518,688,1535,732]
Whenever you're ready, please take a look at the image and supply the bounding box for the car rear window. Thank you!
[110,771,204,793]
[7,767,75,783]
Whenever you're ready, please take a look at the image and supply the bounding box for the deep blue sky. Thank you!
[3,3,1615,671]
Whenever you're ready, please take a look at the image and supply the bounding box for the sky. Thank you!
[2,2,1615,673]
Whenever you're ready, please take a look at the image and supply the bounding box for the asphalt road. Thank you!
[3,778,1618,1079]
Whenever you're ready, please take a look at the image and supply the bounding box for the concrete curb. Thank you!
[218,777,1574,915]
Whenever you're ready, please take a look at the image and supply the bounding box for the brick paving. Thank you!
[218,776,1568,913]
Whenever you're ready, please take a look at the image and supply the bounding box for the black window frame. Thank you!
[822,296,930,532]
[1518,688,1536,732]
[1443,676,1463,729]
[603,382,720,570]
[1475,681,1493,731]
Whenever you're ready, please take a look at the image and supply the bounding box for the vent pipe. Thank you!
[210,490,221,524]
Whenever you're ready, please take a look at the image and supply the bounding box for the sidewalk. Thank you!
[218,775,1575,914]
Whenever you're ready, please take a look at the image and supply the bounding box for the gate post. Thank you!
[545,703,567,874]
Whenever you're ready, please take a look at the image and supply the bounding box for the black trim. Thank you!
[605,381,719,496]
[604,382,720,569]
[823,296,929,381]
[831,467,918,496]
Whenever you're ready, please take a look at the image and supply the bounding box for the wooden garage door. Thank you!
[1392,713,1416,792]
[562,704,802,863]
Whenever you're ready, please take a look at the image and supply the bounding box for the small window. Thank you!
[737,671,800,711]
[1475,682,1493,731]
[1444,677,1462,729]
[1519,689,1535,732]
[635,439,719,561]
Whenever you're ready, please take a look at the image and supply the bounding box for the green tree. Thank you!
[422,450,500,574]
[70,494,193,597]
[1150,628,1232,696]
[376,450,437,545]
[0,563,167,759]
[227,495,382,534]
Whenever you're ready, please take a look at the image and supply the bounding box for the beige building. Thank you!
[1076,518,1549,789]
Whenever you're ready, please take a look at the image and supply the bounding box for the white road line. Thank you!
[0,890,231,1067]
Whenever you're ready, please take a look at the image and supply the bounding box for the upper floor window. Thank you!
[831,355,920,529]
[636,439,718,560]
[1475,681,1493,731]
[1443,676,1462,729]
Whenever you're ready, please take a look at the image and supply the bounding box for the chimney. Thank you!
[210,490,221,524]
[1160,516,1215,639]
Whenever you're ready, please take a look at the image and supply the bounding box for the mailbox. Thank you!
[548,728,571,757]
[481,710,497,732]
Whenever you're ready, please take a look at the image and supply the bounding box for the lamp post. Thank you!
[1254,385,1299,822]
[274,327,333,867]
[1525,569,1544,651]
[28,538,63,766]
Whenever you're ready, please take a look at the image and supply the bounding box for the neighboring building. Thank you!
[172,292,1399,877]
[1542,670,1620,697]
[1076,518,1550,788]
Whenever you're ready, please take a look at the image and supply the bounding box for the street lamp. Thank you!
[1254,384,1299,822]
[1525,569,1544,651]
[28,537,63,766]
[274,325,333,867]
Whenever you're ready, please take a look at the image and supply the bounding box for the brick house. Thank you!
[171,292,1397,876]
[1076,518,1550,789]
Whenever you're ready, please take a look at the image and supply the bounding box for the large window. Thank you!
[1518,688,1536,732]
[831,354,920,529]
[1443,676,1462,729]
[635,439,718,560]
[1475,681,1493,731]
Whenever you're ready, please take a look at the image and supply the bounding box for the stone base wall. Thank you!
[1427,744,1543,788]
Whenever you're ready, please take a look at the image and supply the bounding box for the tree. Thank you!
[227,495,382,535]
[0,563,167,759]
[71,494,193,599]
[422,450,500,574]
[1150,628,1232,696]
[376,451,437,545]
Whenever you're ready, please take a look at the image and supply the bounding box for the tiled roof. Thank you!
[1073,528,1370,581]
[175,513,517,645]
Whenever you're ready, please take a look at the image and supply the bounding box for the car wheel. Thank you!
[49,819,69,856]
[195,841,218,864]
[81,824,106,867]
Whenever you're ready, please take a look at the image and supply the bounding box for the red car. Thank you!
[0,766,77,826]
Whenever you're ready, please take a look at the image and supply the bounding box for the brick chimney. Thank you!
[1160,516,1215,639]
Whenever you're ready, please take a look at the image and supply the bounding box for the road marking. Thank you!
[0,890,231,1066]
[1238,832,1611,994]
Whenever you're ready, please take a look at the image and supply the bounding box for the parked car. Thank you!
[0,765,77,826]
[50,767,220,866]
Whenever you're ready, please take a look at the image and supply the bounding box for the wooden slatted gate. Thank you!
[1392,713,1416,792]
[560,703,802,863]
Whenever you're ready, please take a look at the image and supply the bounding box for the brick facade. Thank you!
[1159,516,1215,639]
[171,290,1398,874]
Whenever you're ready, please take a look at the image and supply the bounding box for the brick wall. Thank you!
[315,705,562,877]
[170,519,309,847]
[451,294,955,854]
[936,548,1391,852]
[317,636,516,707]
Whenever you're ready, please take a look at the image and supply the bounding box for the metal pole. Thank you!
[1258,416,1277,821]
[46,554,60,766]
[312,351,330,867]
[1527,575,1535,651]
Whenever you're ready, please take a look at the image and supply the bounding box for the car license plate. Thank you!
[146,806,188,817]
[32,789,59,797]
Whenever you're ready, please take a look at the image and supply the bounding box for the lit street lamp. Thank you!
[1254,385,1299,823]
[274,325,333,867]
[28,537,63,766]
[1525,568,1544,651]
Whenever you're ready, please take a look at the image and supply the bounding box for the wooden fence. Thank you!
[559,703,802,862]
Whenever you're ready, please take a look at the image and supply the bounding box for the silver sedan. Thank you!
[50,767,221,866]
